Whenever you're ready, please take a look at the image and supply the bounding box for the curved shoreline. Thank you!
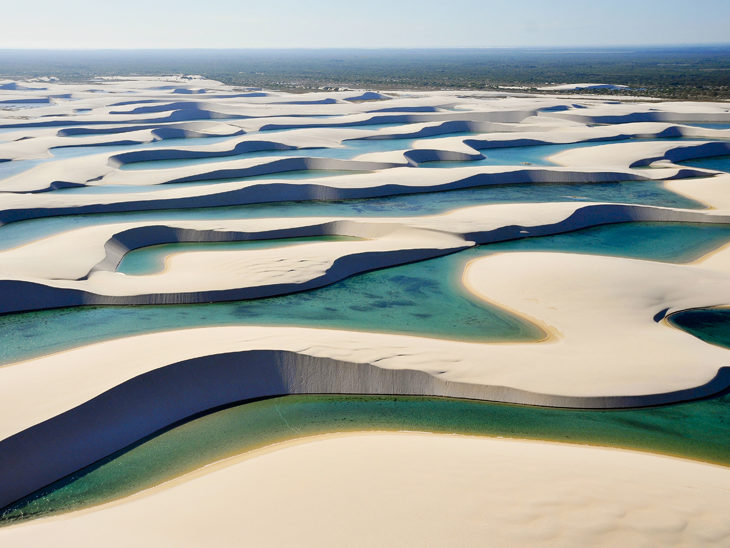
[5,414,730,528]
[0,347,729,510]
[2,201,730,314]
[3,431,730,547]
[462,257,560,341]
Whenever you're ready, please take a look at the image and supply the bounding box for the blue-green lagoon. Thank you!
[668,307,730,349]
[679,155,730,173]
[0,180,703,251]
[2,222,729,366]
[3,390,729,526]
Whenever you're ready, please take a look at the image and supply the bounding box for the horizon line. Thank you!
[1,44,729,52]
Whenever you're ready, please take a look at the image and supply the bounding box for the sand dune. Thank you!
[1,76,730,540]
[2,433,729,548]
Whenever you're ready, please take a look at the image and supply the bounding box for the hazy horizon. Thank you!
[2,45,730,51]
[2,0,729,49]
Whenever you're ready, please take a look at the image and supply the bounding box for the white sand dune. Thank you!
[550,139,730,168]
[1,76,730,539]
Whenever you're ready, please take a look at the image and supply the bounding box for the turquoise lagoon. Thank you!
[2,222,730,366]
[679,155,730,173]
[685,122,730,130]
[0,180,703,250]
[668,308,730,349]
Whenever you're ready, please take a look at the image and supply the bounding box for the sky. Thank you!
[2,0,729,49]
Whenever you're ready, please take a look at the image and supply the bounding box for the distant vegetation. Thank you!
[0,47,728,101]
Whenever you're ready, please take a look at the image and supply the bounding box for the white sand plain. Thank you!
[1,76,730,543]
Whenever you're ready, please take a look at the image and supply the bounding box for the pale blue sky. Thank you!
[2,0,728,49]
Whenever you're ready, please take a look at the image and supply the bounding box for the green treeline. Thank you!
[0,47,728,100]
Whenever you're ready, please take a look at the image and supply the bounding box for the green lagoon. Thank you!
[3,390,729,525]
